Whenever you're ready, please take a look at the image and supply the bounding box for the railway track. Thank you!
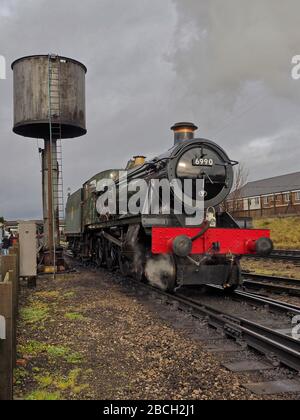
[207,284,300,315]
[134,275,300,372]
[247,249,300,263]
[69,255,300,374]
[242,273,300,297]
[157,287,300,372]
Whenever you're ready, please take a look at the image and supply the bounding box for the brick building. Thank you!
[226,171,300,218]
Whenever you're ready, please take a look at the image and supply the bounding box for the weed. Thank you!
[18,341,83,365]
[25,390,61,400]
[63,291,75,298]
[65,312,86,321]
[14,367,29,385]
[18,340,47,357]
[47,346,69,359]
[66,352,83,364]
[20,302,49,324]
[35,374,53,387]
[55,369,88,394]
[35,291,60,300]
[32,369,89,397]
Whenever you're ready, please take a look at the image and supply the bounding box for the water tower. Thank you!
[12,54,87,273]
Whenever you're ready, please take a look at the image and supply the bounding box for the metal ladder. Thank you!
[48,54,65,272]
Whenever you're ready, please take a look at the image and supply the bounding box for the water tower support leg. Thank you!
[39,139,65,273]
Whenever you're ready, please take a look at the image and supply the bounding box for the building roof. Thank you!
[230,171,300,199]
[5,220,43,226]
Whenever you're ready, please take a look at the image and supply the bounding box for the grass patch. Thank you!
[14,367,29,385]
[35,291,60,300]
[65,352,83,364]
[64,312,86,321]
[20,302,49,324]
[36,374,53,387]
[55,369,88,393]
[33,369,89,396]
[63,291,75,298]
[18,340,47,357]
[47,345,83,364]
[18,341,83,364]
[254,216,300,249]
[25,390,61,400]
[47,346,70,359]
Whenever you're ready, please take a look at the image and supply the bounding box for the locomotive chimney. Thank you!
[171,122,198,145]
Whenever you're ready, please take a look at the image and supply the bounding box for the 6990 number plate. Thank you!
[192,157,214,167]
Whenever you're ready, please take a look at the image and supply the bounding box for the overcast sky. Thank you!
[0,0,300,219]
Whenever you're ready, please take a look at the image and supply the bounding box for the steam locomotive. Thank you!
[65,123,273,292]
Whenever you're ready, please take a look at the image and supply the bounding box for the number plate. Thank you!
[192,158,214,167]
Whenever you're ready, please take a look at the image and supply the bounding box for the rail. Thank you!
[130,279,300,372]
[247,249,300,263]
[206,284,300,316]
[242,273,300,297]
[171,292,300,372]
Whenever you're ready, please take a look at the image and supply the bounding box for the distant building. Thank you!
[4,220,65,235]
[226,171,300,218]
[4,220,43,232]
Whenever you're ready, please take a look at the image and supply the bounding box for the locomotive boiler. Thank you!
[65,123,273,292]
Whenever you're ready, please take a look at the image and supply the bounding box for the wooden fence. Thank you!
[0,245,20,400]
[226,193,300,219]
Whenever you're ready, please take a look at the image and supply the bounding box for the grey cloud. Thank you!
[0,0,299,219]
[171,0,300,99]
[0,0,176,218]
[169,0,300,178]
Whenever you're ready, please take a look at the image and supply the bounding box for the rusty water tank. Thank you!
[11,55,87,139]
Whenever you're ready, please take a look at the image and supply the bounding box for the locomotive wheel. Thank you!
[133,262,144,282]
[145,254,176,292]
[132,244,146,282]
[223,285,238,294]
[105,242,118,271]
[118,251,131,277]
[96,238,104,267]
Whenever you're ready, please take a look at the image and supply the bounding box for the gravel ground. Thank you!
[179,289,294,330]
[14,265,297,400]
